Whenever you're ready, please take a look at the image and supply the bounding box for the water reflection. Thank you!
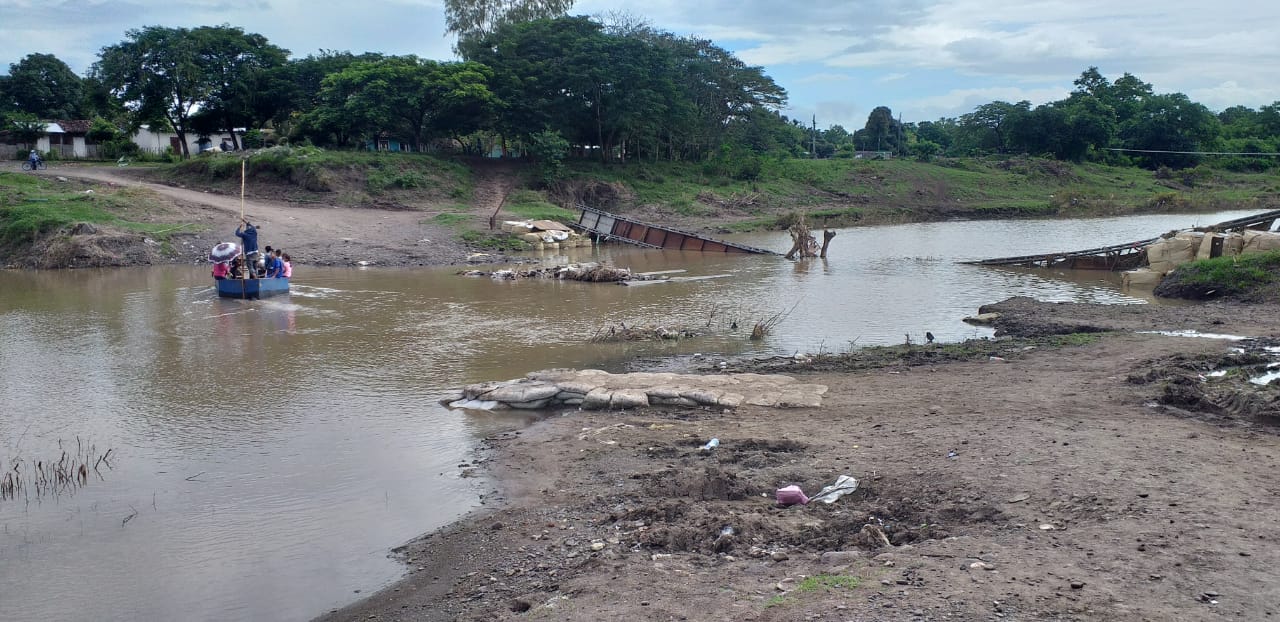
[0,210,1263,621]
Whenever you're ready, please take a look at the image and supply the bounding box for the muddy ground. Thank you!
[317,297,1280,622]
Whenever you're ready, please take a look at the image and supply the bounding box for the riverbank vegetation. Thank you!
[6,8,1280,177]
[0,172,176,247]
[1154,250,1280,301]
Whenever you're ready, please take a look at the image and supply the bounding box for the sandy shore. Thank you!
[316,297,1280,621]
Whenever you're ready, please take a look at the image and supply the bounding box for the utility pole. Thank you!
[811,114,817,159]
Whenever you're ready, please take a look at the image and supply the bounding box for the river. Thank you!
[0,210,1263,621]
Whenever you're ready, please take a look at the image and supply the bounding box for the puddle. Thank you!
[1138,330,1252,341]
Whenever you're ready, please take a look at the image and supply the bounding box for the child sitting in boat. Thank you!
[281,252,292,278]
[212,261,230,280]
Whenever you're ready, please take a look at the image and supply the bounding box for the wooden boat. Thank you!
[216,277,290,299]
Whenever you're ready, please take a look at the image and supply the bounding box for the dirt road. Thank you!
[315,298,1280,621]
[34,164,478,267]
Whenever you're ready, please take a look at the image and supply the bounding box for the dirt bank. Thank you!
[9,163,490,268]
[317,298,1280,621]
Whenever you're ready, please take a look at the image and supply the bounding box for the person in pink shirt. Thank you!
[212,261,230,280]
[281,252,293,278]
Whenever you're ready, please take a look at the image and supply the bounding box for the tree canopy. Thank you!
[5,26,1280,172]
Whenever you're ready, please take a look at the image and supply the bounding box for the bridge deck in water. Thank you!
[572,205,778,255]
[962,209,1280,270]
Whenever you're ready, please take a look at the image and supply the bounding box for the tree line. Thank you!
[2,17,1278,171]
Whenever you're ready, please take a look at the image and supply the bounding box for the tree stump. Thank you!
[785,212,833,259]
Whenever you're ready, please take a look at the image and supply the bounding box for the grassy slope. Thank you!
[0,172,179,247]
[159,147,475,207]
[561,156,1280,230]
[143,149,1280,235]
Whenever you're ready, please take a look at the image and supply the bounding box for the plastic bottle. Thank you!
[702,438,720,450]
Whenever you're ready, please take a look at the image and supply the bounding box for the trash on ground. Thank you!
[775,485,809,506]
[702,438,720,450]
[808,474,859,504]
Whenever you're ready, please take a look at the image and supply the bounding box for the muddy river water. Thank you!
[0,210,1263,621]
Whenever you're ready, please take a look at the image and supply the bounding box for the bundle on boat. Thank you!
[459,262,658,282]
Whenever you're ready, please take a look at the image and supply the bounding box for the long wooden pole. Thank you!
[240,159,247,286]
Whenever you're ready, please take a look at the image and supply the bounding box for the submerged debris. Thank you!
[459,262,658,283]
[589,324,697,342]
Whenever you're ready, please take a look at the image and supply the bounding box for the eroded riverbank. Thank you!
[319,297,1280,621]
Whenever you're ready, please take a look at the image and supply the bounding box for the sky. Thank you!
[3,0,1280,130]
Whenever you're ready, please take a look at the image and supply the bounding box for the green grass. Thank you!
[0,173,175,245]
[764,574,861,609]
[165,146,474,200]
[504,189,576,221]
[796,574,861,592]
[1164,250,1280,297]
[459,229,530,252]
[562,156,1280,228]
[431,213,470,227]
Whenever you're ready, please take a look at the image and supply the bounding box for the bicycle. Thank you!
[21,160,46,171]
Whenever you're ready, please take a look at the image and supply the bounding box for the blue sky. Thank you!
[4,0,1279,130]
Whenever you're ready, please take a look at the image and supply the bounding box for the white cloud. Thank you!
[793,72,853,85]
[899,86,1071,120]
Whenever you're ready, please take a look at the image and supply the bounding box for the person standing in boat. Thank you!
[281,252,293,278]
[235,218,260,275]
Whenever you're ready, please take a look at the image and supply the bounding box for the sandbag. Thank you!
[1123,269,1164,287]
[1146,236,1197,265]
[1243,230,1280,254]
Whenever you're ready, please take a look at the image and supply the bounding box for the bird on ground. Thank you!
[926,331,935,344]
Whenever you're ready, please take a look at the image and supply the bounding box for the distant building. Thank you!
[132,125,243,155]
[1,120,97,159]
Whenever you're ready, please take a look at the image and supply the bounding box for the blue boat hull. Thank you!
[216,277,290,299]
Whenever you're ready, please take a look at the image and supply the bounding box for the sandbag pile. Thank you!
[448,369,829,411]
[1127,229,1277,288]
[500,219,593,250]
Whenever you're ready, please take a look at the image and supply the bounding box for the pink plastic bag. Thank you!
[775,485,809,506]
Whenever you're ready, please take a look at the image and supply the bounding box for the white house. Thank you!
[1,120,98,159]
[132,125,244,155]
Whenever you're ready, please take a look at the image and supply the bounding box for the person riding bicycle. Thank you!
[28,149,42,169]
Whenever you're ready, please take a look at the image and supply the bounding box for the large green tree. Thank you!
[190,25,289,149]
[1121,93,1220,168]
[446,0,576,52]
[307,56,496,150]
[93,25,285,157]
[6,53,84,119]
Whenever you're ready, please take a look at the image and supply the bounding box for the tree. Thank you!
[958,101,1030,152]
[309,56,496,150]
[190,25,289,149]
[1121,93,1220,168]
[94,26,211,158]
[6,53,84,119]
[855,106,902,152]
[446,0,576,53]
[93,26,286,157]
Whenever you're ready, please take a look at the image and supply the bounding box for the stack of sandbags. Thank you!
[501,220,534,234]
[1122,268,1165,288]
[1145,232,1201,274]
[1242,230,1280,254]
[1195,231,1245,260]
[505,219,593,250]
